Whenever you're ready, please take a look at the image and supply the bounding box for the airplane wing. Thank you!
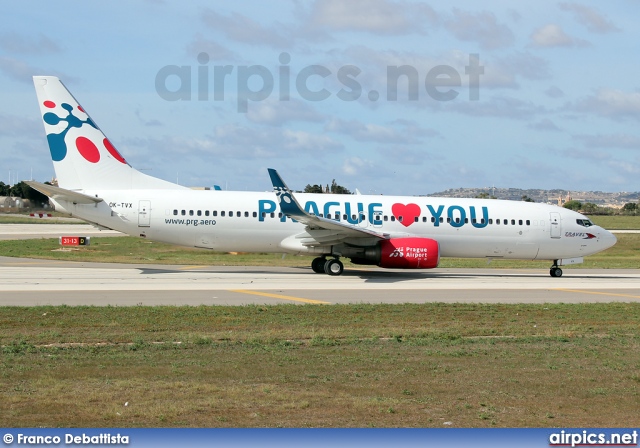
[268,169,389,245]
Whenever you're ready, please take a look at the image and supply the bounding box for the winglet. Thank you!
[267,168,388,241]
[267,168,308,220]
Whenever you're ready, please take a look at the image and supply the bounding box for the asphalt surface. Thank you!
[1,256,638,306]
[1,222,638,306]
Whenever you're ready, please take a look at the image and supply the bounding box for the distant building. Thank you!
[0,196,15,208]
[557,192,572,206]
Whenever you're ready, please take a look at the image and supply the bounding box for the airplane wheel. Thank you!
[324,258,344,276]
[311,257,326,274]
[550,267,563,277]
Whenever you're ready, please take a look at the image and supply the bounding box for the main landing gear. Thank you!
[550,260,563,278]
[311,256,344,276]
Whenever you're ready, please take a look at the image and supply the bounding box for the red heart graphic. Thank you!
[392,203,421,227]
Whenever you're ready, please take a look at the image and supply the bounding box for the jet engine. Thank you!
[347,237,440,269]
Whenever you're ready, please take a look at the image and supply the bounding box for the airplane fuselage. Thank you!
[55,189,616,262]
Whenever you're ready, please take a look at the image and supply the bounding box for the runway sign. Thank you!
[59,236,90,246]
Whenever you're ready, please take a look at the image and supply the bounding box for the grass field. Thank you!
[589,215,640,230]
[0,233,638,269]
[2,304,639,427]
[0,214,80,224]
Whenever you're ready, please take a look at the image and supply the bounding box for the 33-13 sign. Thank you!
[59,236,90,246]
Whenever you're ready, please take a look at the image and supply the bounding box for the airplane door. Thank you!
[138,200,151,227]
[549,212,561,239]
[358,211,368,228]
[372,211,383,228]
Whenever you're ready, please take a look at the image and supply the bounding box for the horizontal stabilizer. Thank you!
[25,181,103,204]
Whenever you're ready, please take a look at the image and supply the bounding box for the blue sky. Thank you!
[1,1,639,195]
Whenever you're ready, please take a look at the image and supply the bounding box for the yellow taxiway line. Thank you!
[230,289,331,304]
[553,288,640,300]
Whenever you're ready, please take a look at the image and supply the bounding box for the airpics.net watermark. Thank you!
[155,52,484,113]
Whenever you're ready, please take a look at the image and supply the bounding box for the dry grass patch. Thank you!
[1,304,640,427]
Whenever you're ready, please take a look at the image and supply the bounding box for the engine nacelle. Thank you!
[348,237,440,269]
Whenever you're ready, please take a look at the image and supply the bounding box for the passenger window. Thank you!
[189,210,194,216]
[518,219,523,225]
[384,216,388,221]
[415,216,419,223]
[391,216,396,222]
[511,219,515,225]
[181,210,186,216]
[245,212,249,217]
[173,210,178,216]
[526,220,530,225]
[205,210,209,217]
[270,212,275,218]
[489,219,493,224]
[253,212,257,218]
[279,213,283,218]
[503,219,507,225]
[197,210,202,216]
[213,211,217,217]
[221,211,225,217]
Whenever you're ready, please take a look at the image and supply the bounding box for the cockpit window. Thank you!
[576,219,593,227]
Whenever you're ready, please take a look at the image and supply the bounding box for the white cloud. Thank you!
[282,129,342,152]
[447,95,545,120]
[574,89,640,120]
[529,118,561,132]
[559,3,620,34]
[445,9,515,49]
[0,57,76,84]
[342,156,375,176]
[246,99,325,126]
[186,34,238,61]
[545,86,564,98]
[308,0,438,35]
[574,133,640,150]
[0,32,62,55]
[200,9,290,48]
[325,118,437,144]
[530,24,589,48]
[0,113,41,138]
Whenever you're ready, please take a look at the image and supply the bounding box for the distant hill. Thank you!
[426,187,640,207]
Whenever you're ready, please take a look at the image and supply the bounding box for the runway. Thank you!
[0,223,123,240]
[1,256,638,306]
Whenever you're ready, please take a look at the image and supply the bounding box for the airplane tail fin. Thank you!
[33,76,186,191]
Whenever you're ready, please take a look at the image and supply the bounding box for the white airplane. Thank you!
[28,76,617,277]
